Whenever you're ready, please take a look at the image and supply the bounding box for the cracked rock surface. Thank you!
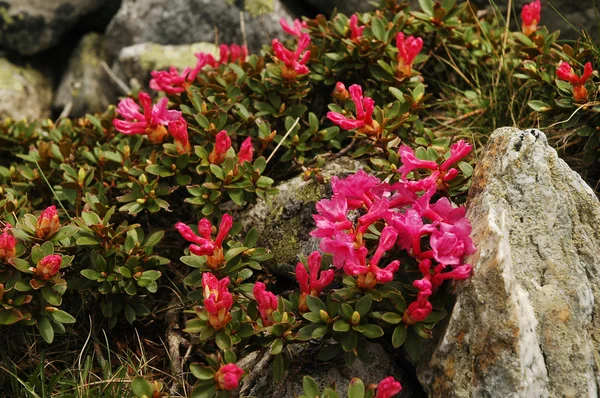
[417,127,600,397]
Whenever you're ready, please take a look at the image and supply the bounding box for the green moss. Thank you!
[245,0,275,18]
[0,59,45,92]
[137,42,217,72]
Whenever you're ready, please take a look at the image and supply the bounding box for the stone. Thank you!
[239,157,367,277]
[115,42,217,89]
[0,0,111,55]
[53,33,118,118]
[104,0,294,58]
[417,127,600,397]
[300,0,375,15]
[238,342,424,397]
[0,58,52,120]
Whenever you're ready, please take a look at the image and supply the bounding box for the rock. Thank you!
[0,0,110,55]
[239,157,367,277]
[105,0,294,57]
[53,33,118,117]
[115,42,217,89]
[238,342,424,397]
[300,0,375,15]
[0,58,52,120]
[417,127,600,397]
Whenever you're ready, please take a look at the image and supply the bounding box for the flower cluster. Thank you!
[113,92,190,153]
[295,251,334,312]
[202,273,233,330]
[208,130,253,166]
[556,61,594,102]
[280,18,308,38]
[272,34,311,80]
[175,214,233,270]
[308,141,475,322]
[521,0,541,36]
[0,223,16,263]
[327,84,380,136]
[396,32,423,77]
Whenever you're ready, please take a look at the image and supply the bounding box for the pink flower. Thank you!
[357,198,390,233]
[203,273,233,330]
[330,170,381,209]
[327,84,380,136]
[215,363,244,391]
[375,376,403,398]
[0,224,16,263]
[168,117,191,154]
[280,18,308,38]
[430,229,475,266]
[311,195,352,239]
[556,62,594,102]
[272,33,311,80]
[35,205,61,240]
[238,137,254,164]
[333,82,350,100]
[217,44,248,65]
[193,52,217,73]
[439,140,473,171]
[431,264,472,288]
[521,0,541,36]
[253,282,278,326]
[175,214,233,270]
[349,15,364,42]
[390,209,435,255]
[149,66,193,94]
[396,32,423,76]
[397,146,438,178]
[319,231,361,270]
[208,130,232,164]
[296,251,335,312]
[404,273,433,323]
[34,254,62,281]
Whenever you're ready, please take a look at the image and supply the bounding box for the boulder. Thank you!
[105,0,294,57]
[417,127,600,397]
[239,157,367,277]
[0,58,52,120]
[0,0,112,55]
[115,42,217,89]
[53,33,118,117]
[238,342,424,397]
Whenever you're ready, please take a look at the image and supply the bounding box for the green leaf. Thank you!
[303,376,321,397]
[189,363,215,380]
[371,18,386,41]
[392,325,407,348]
[191,383,216,398]
[360,324,384,339]
[527,100,551,112]
[382,312,402,325]
[244,228,259,248]
[144,230,164,247]
[333,319,350,332]
[271,338,284,355]
[216,330,232,349]
[348,378,365,398]
[37,316,54,343]
[80,269,100,280]
[306,295,327,314]
[51,225,78,242]
[272,353,284,382]
[131,376,153,397]
[355,294,372,317]
[50,309,76,324]
[181,255,207,268]
[0,308,23,325]
[419,0,434,15]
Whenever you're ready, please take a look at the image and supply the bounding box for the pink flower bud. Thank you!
[35,205,61,240]
[209,130,232,164]
[375,376,403,398]
[168,117,191,154]
[215,363,244,390]
[396,32,423,76]
[253,282,278,326]
[203,273,233,330]
[0,224,16,263]
[34,254,62,281]
[521,0,541,36]
[237,137,254,164]
[349,15,364,42]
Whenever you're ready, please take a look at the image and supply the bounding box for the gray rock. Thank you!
[0,0,109,55]
[105,0,294,58]
[53,33,118,117]
[239,157,367,277]
[115,41,217,89]
[417,127,600,397]
[238,342,423,397]
[0,58,52,120]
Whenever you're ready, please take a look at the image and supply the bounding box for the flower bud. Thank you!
[139,174,148,185]
[0,225,16,263]
[351,310,361,325]
[34,254,62,281]
[319,309,330,323]
[35,205,61,240]
[214,363,244,391]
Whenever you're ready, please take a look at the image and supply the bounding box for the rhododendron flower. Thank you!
[253,282,278,326]
[311,195,352,238]
[397,145,438,178]
[349,15,364,42]
[521,0,541,36]
[113,92,181,143]
[168,117,191,154]
[272,33,311,80]
[149,66,194,94]
[404,274,433,323]
[34,254,62,281]
[0,224,16,263]
[209,130,232,164]
[35,205,61,240]
[216,44,248,65]
[430,229,476,266]
[327,84,380,136]
[280,17,308,38]
[343,227,400,289]
[556,61,594,102]
[333,82,350,100]
[296,251,335,312]
[431,263,473,288]
[237,137,254,164]
[396,32,423,77]
[203,273,233,330]
[175,214,233,269]
[390,209,435,255]
[375,376,403,398]
[215,363,244,390]
[439,140,473,171]
[331,169,380,209]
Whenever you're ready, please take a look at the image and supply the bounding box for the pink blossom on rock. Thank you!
[320,231,361,270]
[272,34,311,79]
[253,282,278,326]
[280,17,308,38]
[311,195,352,238]
[215,363,244,391]
[375,376,403,398]
[330,169,380,209]
[149,66,192,94]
